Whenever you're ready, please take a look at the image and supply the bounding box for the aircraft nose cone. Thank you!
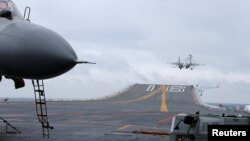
[23,26,78,78]
[2,21,79,79]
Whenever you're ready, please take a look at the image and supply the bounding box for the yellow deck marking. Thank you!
[160,85,168,112]
[117,125,132,131]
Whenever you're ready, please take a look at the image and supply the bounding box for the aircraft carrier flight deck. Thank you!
[0,84,248,141]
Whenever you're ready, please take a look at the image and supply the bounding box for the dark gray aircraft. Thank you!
[170,54,204,70]
[0,0,93,89]
[0,0,94,137]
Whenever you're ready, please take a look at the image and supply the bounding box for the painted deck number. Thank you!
[146,84,155,91]
[166,86,185,93]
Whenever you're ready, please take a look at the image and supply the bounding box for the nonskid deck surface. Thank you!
[0,84,247,141]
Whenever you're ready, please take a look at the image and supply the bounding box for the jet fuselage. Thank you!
[0,0,78,80]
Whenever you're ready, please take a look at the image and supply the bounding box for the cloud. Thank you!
[3,0,250,104]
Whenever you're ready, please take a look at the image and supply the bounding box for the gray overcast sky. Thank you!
[1,0,250,104]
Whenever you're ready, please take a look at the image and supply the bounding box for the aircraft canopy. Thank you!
[0,0,22,18]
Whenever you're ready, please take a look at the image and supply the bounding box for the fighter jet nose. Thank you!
[23,24,78,78]
[2,21,79,79]
[27,24,77,62]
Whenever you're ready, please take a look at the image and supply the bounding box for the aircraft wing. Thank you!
[191,63,205,67]
[170,62,179,65]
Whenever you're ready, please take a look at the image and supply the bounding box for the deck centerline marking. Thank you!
[160,85,168,112]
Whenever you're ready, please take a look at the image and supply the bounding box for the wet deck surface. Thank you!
[0,84,246,141]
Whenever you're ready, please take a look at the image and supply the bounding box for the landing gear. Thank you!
[32,80,53,138]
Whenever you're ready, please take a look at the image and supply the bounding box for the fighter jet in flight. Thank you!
[0,0,94,137]
[170,54,204,70]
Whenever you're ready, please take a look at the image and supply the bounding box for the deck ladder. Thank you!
[32,80,53,138]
